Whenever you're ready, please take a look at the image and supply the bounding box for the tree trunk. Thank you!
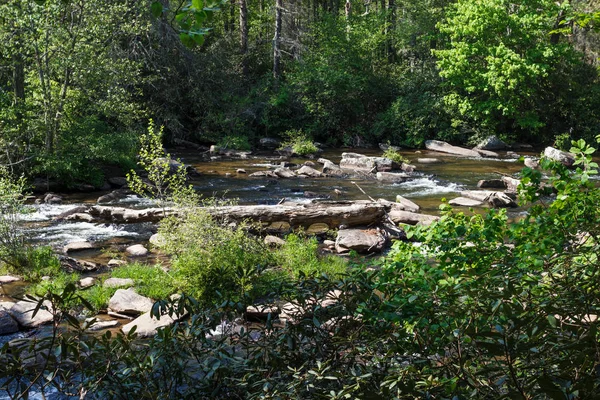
[12,52,25,106]
[239,0,249,75]
[273,0,283,79]
[387,0,395,62]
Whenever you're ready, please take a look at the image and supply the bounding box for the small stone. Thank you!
[125,244,148,257]
[63,241,94,254]
[236,169,247,174]
[107,259,127,268]
[41,276,51,281]
[0,276,21,284]
[78,277,96,289]
[264,235,285,247]
[323,240,335,248]
[103,278,134,288]
[85,319,119,332]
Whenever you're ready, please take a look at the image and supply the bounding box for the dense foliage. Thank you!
[1,0,599,184]
[2,138,600,398]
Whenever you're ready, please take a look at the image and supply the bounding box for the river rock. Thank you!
[108,177,129,188]
[339,153,395,172]
[78,277,96,289]
[296,166,323,178]
[249,170,278,178]
[108,289,153,316]
[475,135,508,150]
[544,147,575,167]
[64,213,96,223]
[264,235,285,247]
[53,206,90,222]
[400,163,416,173]
[461,190,517,208]
[125,244,149,257]
[477,179,506,189]
[86,319,119,332]
[424,140,481,157]
[59,256,100,272]
[0,276,21,284]
[98,189,131,204]
[107,259,127,268]
[448,197,484,207]
[103,278,135,288]
[122,311,179,338]
[376,172,410,182]
[259,137,280,149]
[335,229,387,254]
[149,233,166,247]
[274,167,296,178]
[322,161,344,176]
[44,193,63,205]
[501,176,521,192]
[473,149,499,158]
[9,300,55,328]
[388,210,439,226]
[0,310,19,335]
[246,305,280,322]
[63,241,94,254]
[236,169,247,174]
[524,157,540,169]
[394,195,421,213]
[0,302,15,311]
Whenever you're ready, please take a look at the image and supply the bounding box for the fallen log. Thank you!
[88,201,387,229]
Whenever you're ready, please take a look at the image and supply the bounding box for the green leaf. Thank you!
[547,314,557,328]
[151,2,163,18]
[192,0,204,9]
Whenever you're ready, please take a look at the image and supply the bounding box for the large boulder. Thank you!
[335,229,387,254]
[259,137,280,149]
[424,140,481,157]
[474,135,508,150]
[322,161,344,176]
[122,311,180,338]
[108,289,153,316]
[543,147,575,167]
[9,300,55,328]
[0,310,19,335]
[339,153,394,172]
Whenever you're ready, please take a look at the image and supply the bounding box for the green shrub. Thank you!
[275,233,347,278]
[279,130,319,156]
[79,285,116,312]
[29,271,79,297]
[382,148,408,164]
[159,210,273,304]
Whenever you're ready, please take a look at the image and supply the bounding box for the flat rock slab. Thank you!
[0,310,19,335]
[335,229,387,254]
[388,210,440,226]
[63,241,94,254]
[122,311,179,338]
[296,165,323,178]
[9,300,54,328]
[449,197,485,207]
[425,140,481,157]
[125,244,148,257]
[340,153,394,172]
[460,190,517,208]
[0,276,21,284]
[108,289,153,316]
[103,278,134,288]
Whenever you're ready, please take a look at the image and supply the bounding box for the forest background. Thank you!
[0,0,599,185]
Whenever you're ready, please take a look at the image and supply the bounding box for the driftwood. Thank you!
[87,201,387,229]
